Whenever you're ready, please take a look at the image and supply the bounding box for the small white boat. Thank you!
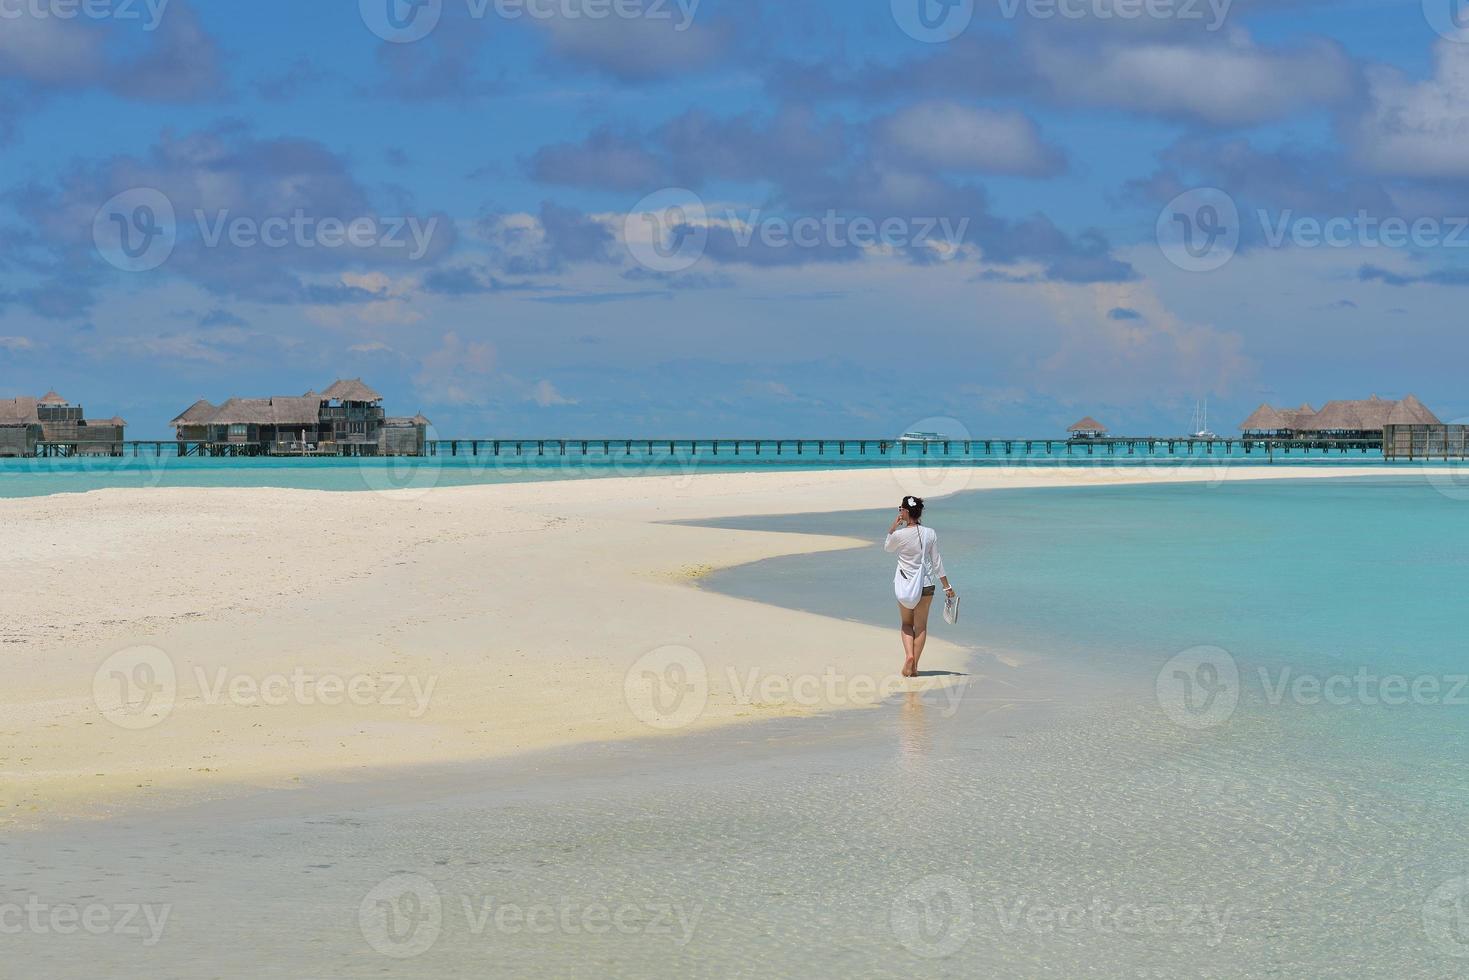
[899,431,947,443]
[1190,401,1219,440]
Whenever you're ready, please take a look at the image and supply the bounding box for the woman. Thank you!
[885,495,956,678]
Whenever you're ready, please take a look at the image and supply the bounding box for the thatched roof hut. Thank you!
[1279,404,1316,430]
[321,379,382,403]
[38,390,68,406]
[206,397,324,427]
[1240,397,1445,435]
[269,396,327,426]
[1301,400,1366,432]
[170,399,217,426]
[1386,394,1442,426]
[1356,396,1395,431]
[1068,416,1107,436]
[1240,404,1288,432]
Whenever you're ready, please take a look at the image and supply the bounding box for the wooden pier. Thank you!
[13,435,1462,462]
[411,436,1391,461]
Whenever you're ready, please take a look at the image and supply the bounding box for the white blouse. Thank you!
[884,524,948,587]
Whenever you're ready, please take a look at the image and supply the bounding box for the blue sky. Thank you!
[2,0,1467,437]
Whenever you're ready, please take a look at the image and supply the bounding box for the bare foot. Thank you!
[902,657,917,678]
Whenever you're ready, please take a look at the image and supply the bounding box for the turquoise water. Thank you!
[0,452,1445,498]
[7,476,1469,977]
[706,476,1469,790]
[703,476,1469,683]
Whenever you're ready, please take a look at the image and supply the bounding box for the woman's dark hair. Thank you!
[901,495,925,520]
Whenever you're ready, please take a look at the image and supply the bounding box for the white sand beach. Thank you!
[0,464,1400,829]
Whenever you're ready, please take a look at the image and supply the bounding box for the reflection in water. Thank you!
[898,691,932,762]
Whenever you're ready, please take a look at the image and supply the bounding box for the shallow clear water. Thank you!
[6,477,1469,978]
[704,475,1469,682]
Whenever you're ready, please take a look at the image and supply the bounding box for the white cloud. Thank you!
[0,15,104,84]
[1032,34,1355,126]
[0,335,35,351]
[1350,41,1469,179]
[874,102,1065,177]
[414,332,498,406]
[531,380,576,407]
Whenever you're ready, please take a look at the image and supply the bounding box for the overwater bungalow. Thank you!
[1240,396,1440,438]
[1067,417,1108,440]
[0,391,125,457]
[170,380,430,457]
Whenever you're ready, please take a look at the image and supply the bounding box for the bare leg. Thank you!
[898,603,917,677]
[911,594,935,676]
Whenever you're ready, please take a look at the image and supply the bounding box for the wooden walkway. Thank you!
[418,437,1396,460]
[18,436,1417,461]
[423,437,1381,459]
